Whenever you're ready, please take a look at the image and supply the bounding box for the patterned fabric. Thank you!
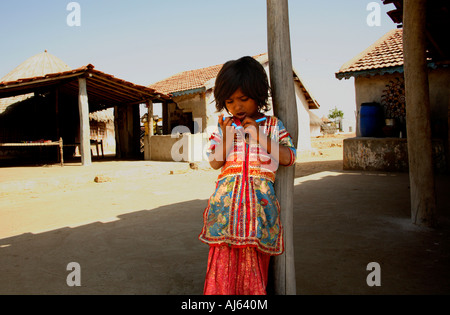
[203,245,270,295]
[199,116,296,256]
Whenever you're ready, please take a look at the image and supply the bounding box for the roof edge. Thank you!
[336,61,448,80]
[336,66,404,80]
[171,87,206,97]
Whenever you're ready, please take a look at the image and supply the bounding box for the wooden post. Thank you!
[163,101,170,135]
[267,0,298,295]
[146,100,153,160]
[403,0,436,227]
[59,137,64,167]
[55,87,60,140]
[148,100,154,136]
[132,104,141,158]
[78,77,92,166]
[114,105,121,159]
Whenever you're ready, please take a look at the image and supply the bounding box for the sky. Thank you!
[0,0,397,120]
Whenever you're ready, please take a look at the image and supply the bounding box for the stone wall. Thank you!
[343,137,447,172]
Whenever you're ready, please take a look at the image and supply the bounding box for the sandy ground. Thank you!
[1,133,449,296]
[0,134,348,240]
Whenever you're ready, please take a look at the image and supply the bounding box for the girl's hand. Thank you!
[209,114,236,170]
[241,117,261,143]
[218,114,234,136]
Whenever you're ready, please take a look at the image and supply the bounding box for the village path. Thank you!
[0,134,449,295]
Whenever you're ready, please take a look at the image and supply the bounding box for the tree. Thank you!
[328,107,344,131]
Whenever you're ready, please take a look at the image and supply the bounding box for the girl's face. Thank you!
[225,88,259,121]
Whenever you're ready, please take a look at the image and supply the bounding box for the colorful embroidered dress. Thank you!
[199,116,296,256]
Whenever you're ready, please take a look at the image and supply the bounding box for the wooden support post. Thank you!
[163,101,170,135]
[132,104,141,158]
[78,77,92,166]
[146,100,154,160]
[55,87,60,140]
[148,100,154,136]
[267,0,298,295]
[59,137,64,167]
[114,105,121,159]
[403,0,436,227]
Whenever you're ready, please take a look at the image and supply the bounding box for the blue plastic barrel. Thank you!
[360,103,382,137]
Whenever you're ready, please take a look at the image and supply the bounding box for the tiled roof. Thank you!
[149,64,223,95]
[149,53,320,109]
[0,64,171,114]
[336,28,404,79]
[149,54,268,95]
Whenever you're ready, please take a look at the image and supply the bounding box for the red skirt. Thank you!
[203,245,271,295]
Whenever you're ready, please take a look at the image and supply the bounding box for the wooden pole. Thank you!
[78,77,92,166]
[147,100,154,137]
[146,100,153,160]
[114,105,122,159]
[267,0,298,295]
[403,0,436,227]
[59,137,64,167]
[132,104,141,158]
[163,101,170,135]
[55,87,60,140]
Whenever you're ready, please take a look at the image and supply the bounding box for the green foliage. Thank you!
[328,107,344,121]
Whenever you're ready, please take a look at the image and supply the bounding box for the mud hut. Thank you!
[0,51,171,165]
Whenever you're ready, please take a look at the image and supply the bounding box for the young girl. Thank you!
[199,56,297,295]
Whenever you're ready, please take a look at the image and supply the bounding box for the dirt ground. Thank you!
[1,133,449,296]
[295,133,350,177]
[0,134,349,240]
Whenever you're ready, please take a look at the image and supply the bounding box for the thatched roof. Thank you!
[0,50,72,113]
[1,50,71,83]
[309,111,323,126]
[89,108,114,123]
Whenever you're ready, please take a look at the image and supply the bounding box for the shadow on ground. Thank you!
[0,199,209,295]
[0,171,449,295]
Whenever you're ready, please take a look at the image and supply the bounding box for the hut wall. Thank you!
[145,133,205,162]
[294,82,313,152]
[0,94,55,143]
[168,93,206,134]
[352,67,449,171]
[354,68,449,139]
[0,91,83,163]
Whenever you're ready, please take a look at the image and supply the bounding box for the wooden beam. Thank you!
[267,0,298,295]
[78,78,92,166]
[403,0,436,226]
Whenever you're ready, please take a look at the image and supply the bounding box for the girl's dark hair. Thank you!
[214,56,270,113]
